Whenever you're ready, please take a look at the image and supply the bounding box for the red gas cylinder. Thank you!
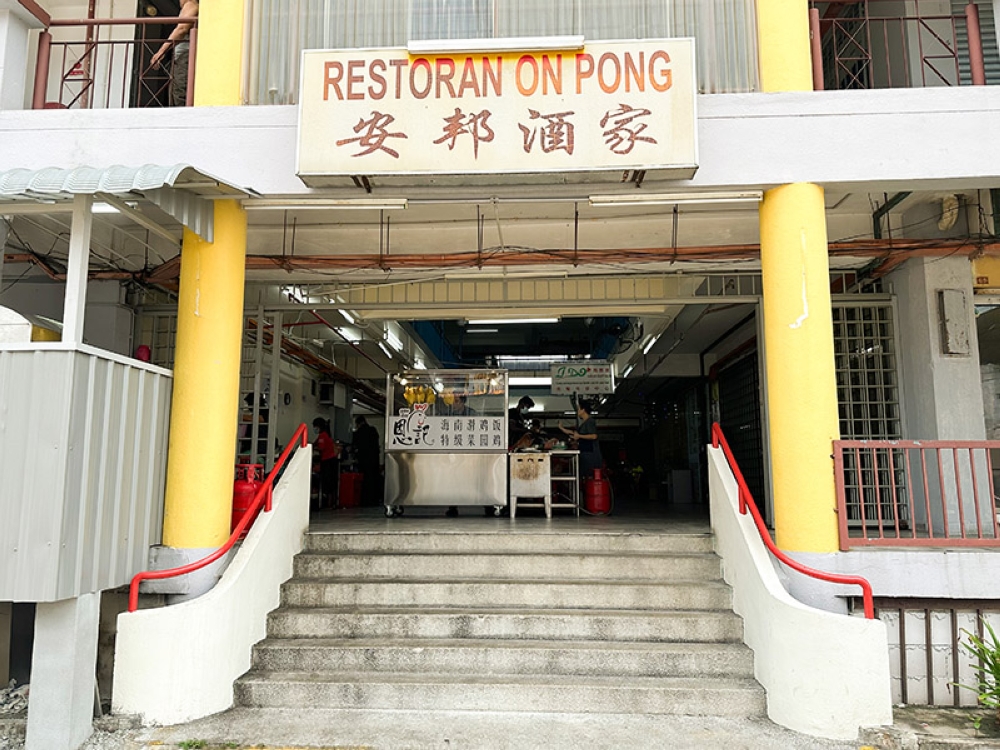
[339,471,363,508]
[232,464,264,538]
[584,469,612,515]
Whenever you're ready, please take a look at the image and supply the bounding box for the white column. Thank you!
[0,10,31,110]
[889,256,986,440]
[25,593,101,750]
[62,195,93,345]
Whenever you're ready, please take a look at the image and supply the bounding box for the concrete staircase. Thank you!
[234,529,765,719]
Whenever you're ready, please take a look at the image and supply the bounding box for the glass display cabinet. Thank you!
[383,368,508,517]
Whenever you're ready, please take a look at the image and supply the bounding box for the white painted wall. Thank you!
[889,257,987,439]
[708,446,893,740]
[111,446,311,725]
[799,547,1000,600]
[0,88,998,198]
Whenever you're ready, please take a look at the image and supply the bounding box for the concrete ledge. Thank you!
[861,706,1000,750]
[0,713,26,741]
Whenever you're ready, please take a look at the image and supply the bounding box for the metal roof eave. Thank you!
[0,164,255,242]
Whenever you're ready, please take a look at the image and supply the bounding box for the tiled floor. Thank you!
[307,502,712,535]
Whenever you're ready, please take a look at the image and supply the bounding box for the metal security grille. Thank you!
[238,310,279,470]
[834,302,901,440]
[834,301,904,527]
[717,349,767,521]
[136,312,178,369]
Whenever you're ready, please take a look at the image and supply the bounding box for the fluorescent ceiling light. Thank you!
[340,310,356,325]
[589,191,763,207]
[643,334,660,355]
[498,355,573,364]
[469,318,560,325]
[408,35,584,55]
[92,201,136,214]
[467,328,499,334]
[510,376,552,386]
[378,342,393,359]
[246,198,407,211]
[623,365,635,378]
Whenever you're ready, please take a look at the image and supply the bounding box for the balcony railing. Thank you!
[834,439,1000,549]
[32,16,197,110]
[811,0,991,90]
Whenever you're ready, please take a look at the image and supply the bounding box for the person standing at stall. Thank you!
[560,399,602,480]
[312,417,340,509]
[352,415,381,505]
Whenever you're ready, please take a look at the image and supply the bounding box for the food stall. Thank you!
[383,368,508,517]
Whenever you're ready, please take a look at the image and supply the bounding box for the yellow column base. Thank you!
[760,183,841,553]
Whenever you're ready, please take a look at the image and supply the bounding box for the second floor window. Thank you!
[246,0,759,105]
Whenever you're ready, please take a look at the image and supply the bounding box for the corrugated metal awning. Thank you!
[0,164,252,242]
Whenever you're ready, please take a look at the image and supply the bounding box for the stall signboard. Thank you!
[298,39,697,182]
[550,361,614,395]
[389,405,506,451]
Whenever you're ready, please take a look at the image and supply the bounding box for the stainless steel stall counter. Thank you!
[383,369,508,517]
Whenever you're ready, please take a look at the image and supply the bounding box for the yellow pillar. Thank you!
[163,202,247,548]
[758,1,840,552]
[193,0,246,106]
[757,1,814,92]
[162,1,248,548]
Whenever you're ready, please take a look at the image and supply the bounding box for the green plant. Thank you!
[954,619,1000,725]
[178,742,208,750]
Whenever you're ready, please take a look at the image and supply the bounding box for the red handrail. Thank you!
[128,423,309,612]
[711,423,875,619]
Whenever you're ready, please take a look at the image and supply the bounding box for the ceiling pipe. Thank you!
[872,192,911,240]
[308,309,388,374]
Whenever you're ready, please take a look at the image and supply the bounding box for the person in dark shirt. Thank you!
[352,415,381,505]
[508,395,535,450]
[560,399,602,480]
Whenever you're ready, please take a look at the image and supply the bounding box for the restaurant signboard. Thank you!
[298,39,697,182]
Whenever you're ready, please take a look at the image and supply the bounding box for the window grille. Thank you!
[834,302,902,441]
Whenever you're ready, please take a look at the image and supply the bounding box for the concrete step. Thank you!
[305,530,716,555]
[292,550,722,581]
[280,578,733,611]
[251,637,756,679]
[266,606,745,643]
[234,671,767,717]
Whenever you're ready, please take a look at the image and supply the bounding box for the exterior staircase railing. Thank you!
[711,422,875,618]
[128,422,309,611]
